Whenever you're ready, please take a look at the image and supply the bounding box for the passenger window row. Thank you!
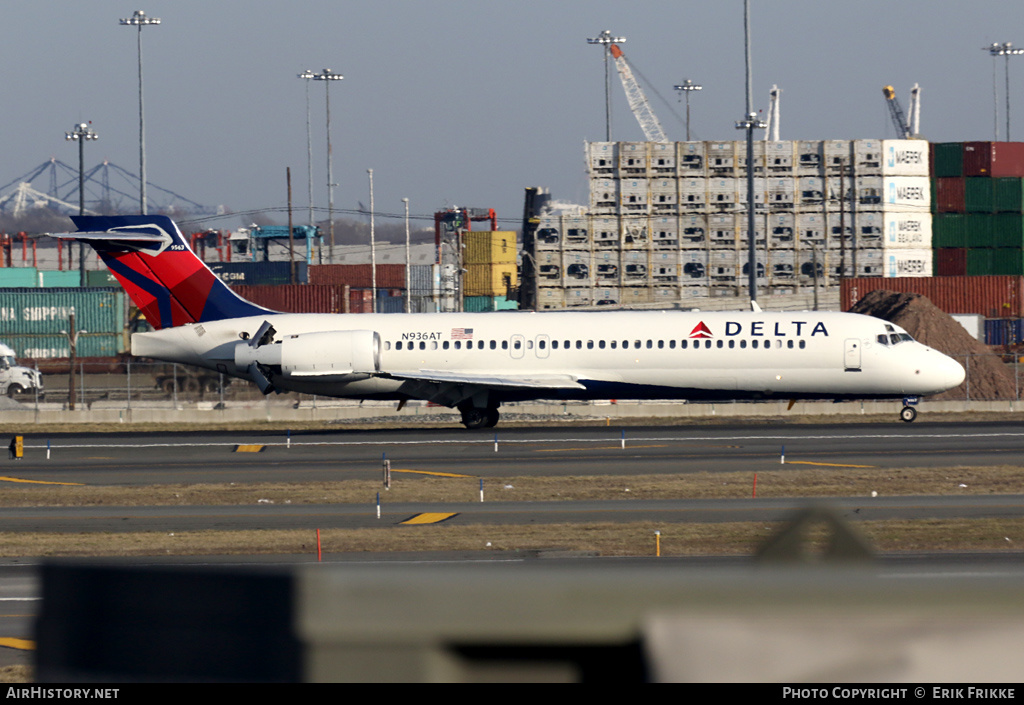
[385,338,808,351]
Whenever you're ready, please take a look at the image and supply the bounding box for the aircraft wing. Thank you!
[380,370,585,407]
[385,370,585,389]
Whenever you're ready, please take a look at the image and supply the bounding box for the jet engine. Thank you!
[234,322,380,394]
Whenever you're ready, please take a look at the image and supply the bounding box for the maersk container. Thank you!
[884,249,932,278]
[209,261,308,286]
[7,333,126,359]
[879,212,931,249]
[881,140,930,176]
[841,275,1024,317]
[0,287,126,336]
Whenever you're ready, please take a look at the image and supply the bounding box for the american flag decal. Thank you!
[451,328,474,340]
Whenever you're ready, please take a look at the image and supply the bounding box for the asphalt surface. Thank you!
[4,419,1024,675]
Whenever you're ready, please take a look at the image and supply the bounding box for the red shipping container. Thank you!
[963,142,1024,178]
[348,288,373,313]
[934,248,967,276]
[229,284,344,313]
[310,264,406,289]
[841,275,1024,317]
[935,177,965,212]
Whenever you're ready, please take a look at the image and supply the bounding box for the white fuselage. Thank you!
[132,309,965,404]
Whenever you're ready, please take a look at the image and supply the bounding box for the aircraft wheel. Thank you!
[460,406,488,430]
[899,406,917,423]
[483,407,500,428]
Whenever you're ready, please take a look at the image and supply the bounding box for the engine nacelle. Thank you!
[234,329,380,378]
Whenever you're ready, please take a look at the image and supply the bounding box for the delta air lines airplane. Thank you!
[59,215,965,428]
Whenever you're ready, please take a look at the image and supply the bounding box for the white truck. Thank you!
[0,343,43,398]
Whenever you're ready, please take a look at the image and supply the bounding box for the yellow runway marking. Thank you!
[400,513,457,525]
[786,461,876,469]
[234,445,265,453]
[0,638,34,651]
[0,477,82,486]
[536,444,669,452]
[392,469,474,478]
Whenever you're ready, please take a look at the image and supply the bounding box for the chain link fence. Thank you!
[7,354,1023,410]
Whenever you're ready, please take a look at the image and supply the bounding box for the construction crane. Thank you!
[882,84,921,138]
[609,44,668,142]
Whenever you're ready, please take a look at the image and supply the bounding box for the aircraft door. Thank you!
[844,338,862,371]
[510,334,525,359]
[536,334,550,359]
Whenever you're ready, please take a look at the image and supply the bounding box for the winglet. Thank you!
[751,300,763,313]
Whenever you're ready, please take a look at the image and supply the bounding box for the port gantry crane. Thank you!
[609,43,668,143]
[883,84,921,139]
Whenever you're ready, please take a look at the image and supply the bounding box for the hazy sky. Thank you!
[4,1,1023,232]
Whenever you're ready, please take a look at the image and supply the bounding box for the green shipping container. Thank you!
[0,288,126,336]
[966,248,995,275]
[0,268,40,288]
[463,296,520,312]
[964,178,994,213]
[932,214,968,247]
[86,270,120,287]
[989,214,1024,248]
[993,178,1024,213]
[36,270,83,287]
[932,142,964,178]
[5,333,126,359]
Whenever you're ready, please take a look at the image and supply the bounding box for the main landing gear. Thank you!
[899,396,919,423]
[459,402,500,430]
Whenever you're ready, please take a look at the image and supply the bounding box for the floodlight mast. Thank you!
[673,79,702,141]
[984,42,1024,140]
[587,30,626,141]
[119,10,160,215]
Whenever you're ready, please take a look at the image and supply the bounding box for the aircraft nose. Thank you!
[925,352,965,393]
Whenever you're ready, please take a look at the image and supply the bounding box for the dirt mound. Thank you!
[848,289,1018,401]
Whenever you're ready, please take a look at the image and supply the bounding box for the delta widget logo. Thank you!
[688,322,713,339]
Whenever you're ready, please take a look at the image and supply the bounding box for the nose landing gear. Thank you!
[900,396,919,423]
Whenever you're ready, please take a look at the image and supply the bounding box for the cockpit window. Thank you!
[880,331,915,346]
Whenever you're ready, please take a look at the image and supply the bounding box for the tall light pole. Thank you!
[735,0,766,303]
[984,42,1024,141]
[402,197,411,314]
[297,70,316,230]
[119,9,160,214]
[368,169,376,313]
[310,68,343,262]
[65,122,98,286]
[673,79,702,141]
[587,30,626,142]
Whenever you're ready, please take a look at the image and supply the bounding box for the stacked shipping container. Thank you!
[0,288,127,359]
[462,231,519,311]
[534,139,931,308]
[932,141,1024,276]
